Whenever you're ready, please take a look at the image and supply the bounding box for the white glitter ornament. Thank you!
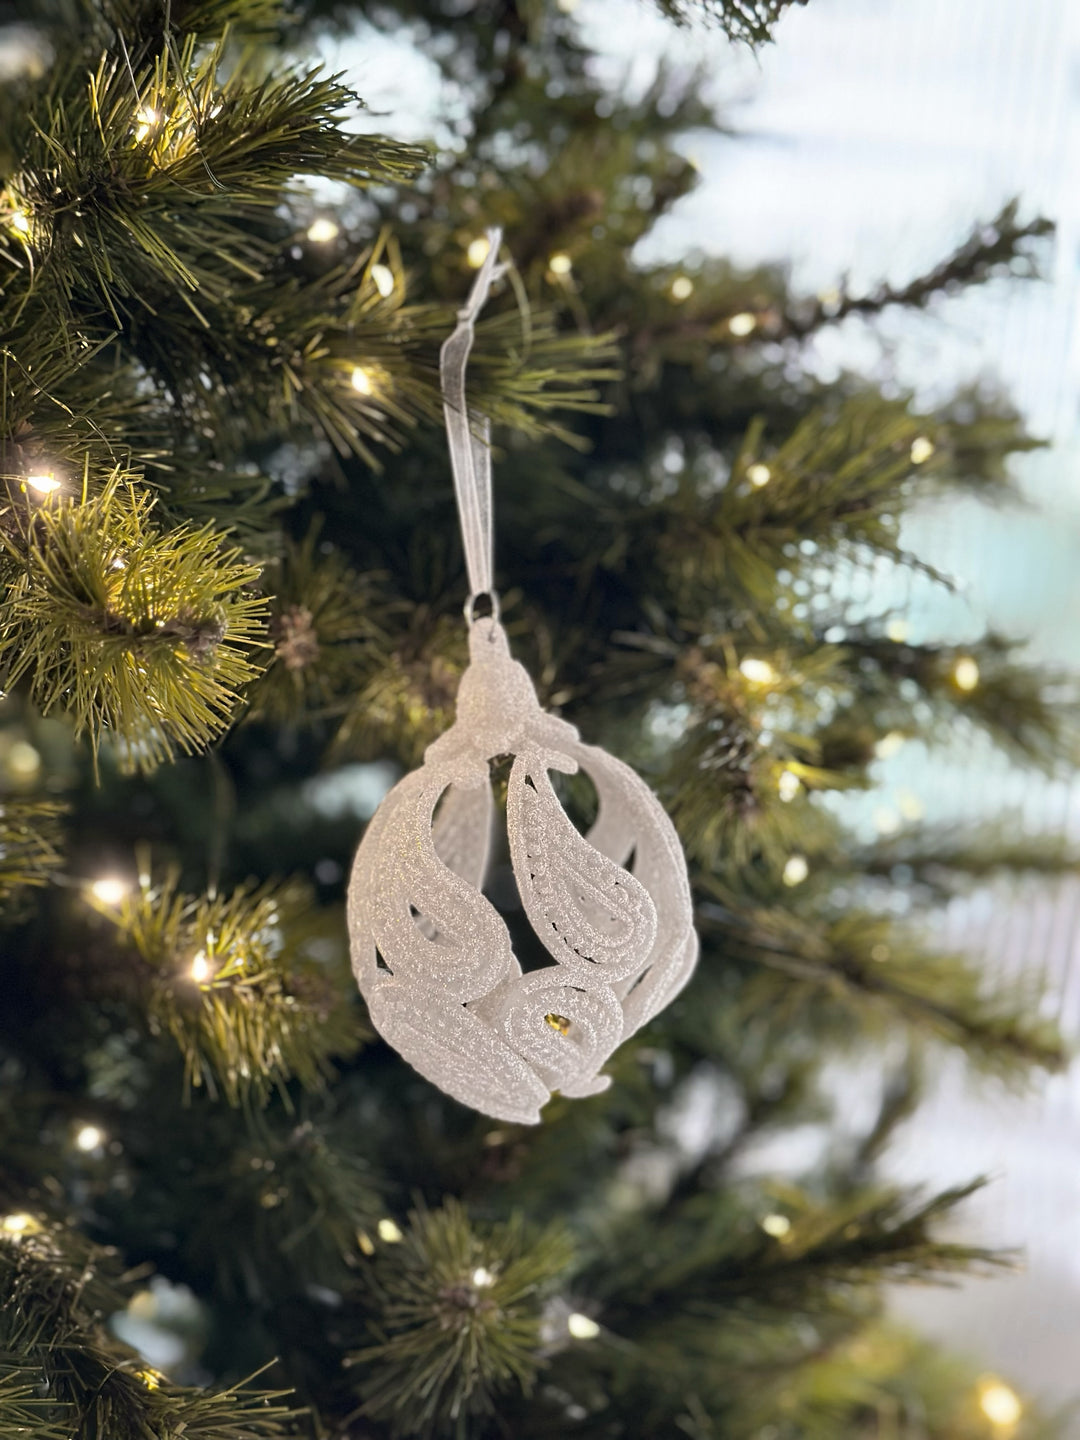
[347,230,697,1124]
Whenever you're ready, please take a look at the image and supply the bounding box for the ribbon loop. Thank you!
[439,227,506,606]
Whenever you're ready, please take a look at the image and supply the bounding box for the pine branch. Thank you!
[0,469,268,773]
[87,865,365,1105]
[0,796,66,915]
[651,0,808,42]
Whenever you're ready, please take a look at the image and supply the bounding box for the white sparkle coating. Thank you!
[347,617,698,1124]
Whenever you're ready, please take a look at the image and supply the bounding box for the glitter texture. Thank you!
[348,617,698,1124]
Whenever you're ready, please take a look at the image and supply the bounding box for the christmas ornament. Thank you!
[347,230,697,1123]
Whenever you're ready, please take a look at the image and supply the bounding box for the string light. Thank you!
[75,1124,104,1152]
[471,1267,495,1287]
[728,312,756,337]
[977,1377,1022,1427]
[747,463,771,487]
[306,217,339,243]
[350,366,374,396]
[885,619,908,643]
[782,855,809,887]
[875,731,905,759]
[25,472,61,494]
[377,1218,404,1243]
[739,657,774,684]
[10,209,30,234]
[548,253,573,276]
[370,263,395,298]
[1,1212,41,1237]
[357,1231,376,1256]
[670,275,694,301]
[134,106,160,142]
[909,435,935,465]
[567,1312,600,1340]
[777,770,800,802]
[761,1213,791,1238]
[953,656,980,691]
[7,742,40,780]
[190,951,212,983]
[91,876,128,905]
[466,236,491,268]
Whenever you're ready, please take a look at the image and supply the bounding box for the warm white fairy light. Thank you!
[471,1266,495,1287]
[1,1212,40,1236]
[190,951,212,983]
[885,619,908,643]
[548,252,573,276]
[977,1377,1022,1427]
[728,311,756,337]
[91,876,128,905]
[953,656,980,691]
[567,1312,600,1340]
[466,236,491,268]
[10,209,30,234]
[75,1124,104,1153]
[306,217,339,243]
[747,463,771,487]
[670,275,693,301]
[26,472,61,494]
[875,730,905,759]
[377,1218,404,1243]
[777,770,800,802]
[761,1213,791,1238]
[7,742,40,780]
[739,657,775,685]
[782,855,809,887]
[909,435,935,465]
[370,263,395,298]
[350,366,374,396]
[134,106,160,142]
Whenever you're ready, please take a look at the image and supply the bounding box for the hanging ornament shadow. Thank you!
[347,229,698,1124]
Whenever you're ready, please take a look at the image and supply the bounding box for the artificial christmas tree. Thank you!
[0,2,1071,1437]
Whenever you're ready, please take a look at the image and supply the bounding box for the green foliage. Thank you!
[0,795,65,913]
[0,1216,296,1438]
[351,1199,575,1437]
[88,865,364,1103]
[0,472,267,772]
[652,0,807,43]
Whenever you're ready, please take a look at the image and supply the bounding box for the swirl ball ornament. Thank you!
[347,616,698,1123]
[346,228,697,1123]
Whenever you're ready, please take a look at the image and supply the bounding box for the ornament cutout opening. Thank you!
[346,230,697,1123]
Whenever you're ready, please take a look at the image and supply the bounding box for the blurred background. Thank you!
[331,0,1080,1418]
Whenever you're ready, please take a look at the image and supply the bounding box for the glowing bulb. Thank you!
[75,1124,104,1152]
[370,263,395,297]
[739,657,774,685]
[91,877,128,906]
[7,742,40,779]
[26,473,60,494]
[761,1213,791,1238]
[873,807,901,836]
[467,236,491,268]
[377,1218,404,1243]
[885,619,908,643]
[777,770,800,802]
[875,731,905,759]
[548,252,573,276]
[728,312,756,337]
[350,366,374,396]
[471,1267,495,1287]
[1,1213,39,1236]
[306,217,339,243]
[567,1312,600,1340]
[747,463,771,488]
[909,436,935,465]
[782,855,809,887]
[670,275,694,301]
[953,656,980,691]
[190,951,212,983]
[134,106,160,141]
[357,1231,376,1256]
[11,210,30,234]
[977,1378,1022,1427]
